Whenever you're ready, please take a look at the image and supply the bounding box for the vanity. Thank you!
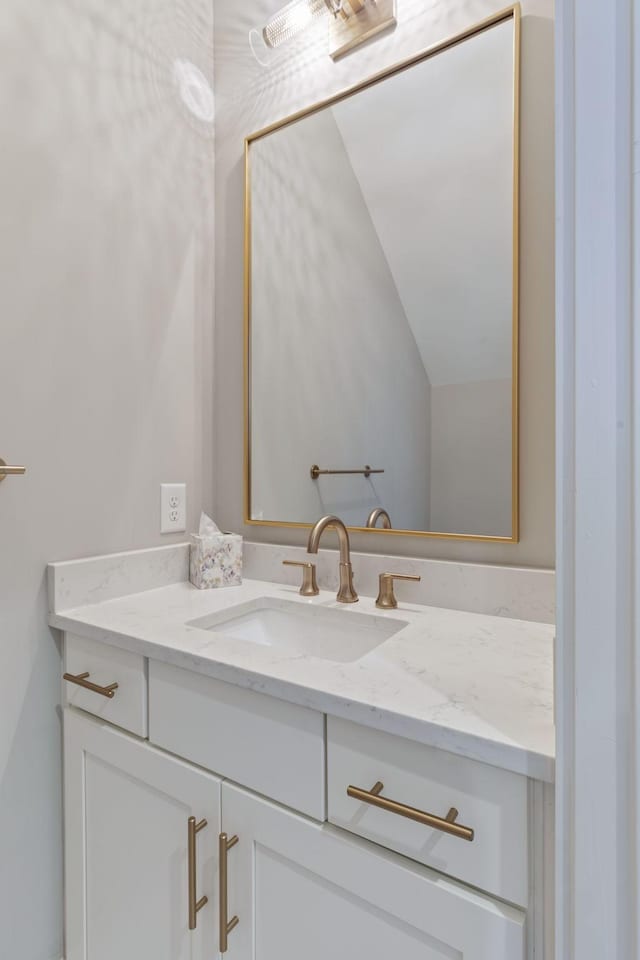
[50,542,554,960]
[50,7,554,958]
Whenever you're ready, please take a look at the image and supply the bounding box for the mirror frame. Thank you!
[244,3,521,543]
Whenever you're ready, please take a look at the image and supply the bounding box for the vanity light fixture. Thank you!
[262,0,335,48]
[262,0,396,60]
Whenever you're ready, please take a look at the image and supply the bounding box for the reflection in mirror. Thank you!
[246,8,520,541]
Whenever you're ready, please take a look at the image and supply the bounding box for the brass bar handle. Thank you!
[282,560,319,597]
[63,671,119,699]
[219,832,239,953]
[310,464,384,479]
[188,816,208,930]
[0,458,26,482]
[347,781,474,842]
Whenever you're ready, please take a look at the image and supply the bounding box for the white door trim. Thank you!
[555,0,636,957]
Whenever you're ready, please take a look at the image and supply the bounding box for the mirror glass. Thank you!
[246,11,519,541]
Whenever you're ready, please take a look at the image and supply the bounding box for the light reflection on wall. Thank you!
[173,58,214,122]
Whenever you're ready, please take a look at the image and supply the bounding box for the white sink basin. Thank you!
[187,597,406,663]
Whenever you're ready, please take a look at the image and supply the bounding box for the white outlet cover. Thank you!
[160,483,187,534]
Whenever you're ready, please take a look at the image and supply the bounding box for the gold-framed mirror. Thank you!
[244,5,521,542]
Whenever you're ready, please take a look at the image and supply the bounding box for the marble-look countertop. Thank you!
[49,576,555,782]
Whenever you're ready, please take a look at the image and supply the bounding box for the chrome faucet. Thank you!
[307,515,358,603]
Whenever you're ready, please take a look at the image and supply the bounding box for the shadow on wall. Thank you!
[0,2,216,959]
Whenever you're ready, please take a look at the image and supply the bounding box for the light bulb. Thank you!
[262,0,343,49]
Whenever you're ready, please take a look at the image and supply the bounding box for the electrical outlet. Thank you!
[160,483,186,534]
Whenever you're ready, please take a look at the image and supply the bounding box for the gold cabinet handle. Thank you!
[0,458,26,482]
[219,832,239,952]
[188,817,208,929]
[63,671,119,699]
[347,781,474,842]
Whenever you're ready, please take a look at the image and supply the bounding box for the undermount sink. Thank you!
[187,597,407,663]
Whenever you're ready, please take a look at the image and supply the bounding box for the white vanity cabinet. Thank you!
[63,632,148,736]
[61,636,549,960]
[64,710,221,960]
[221,781,525,960]
[327,717,530,906]
[148,660,326,820]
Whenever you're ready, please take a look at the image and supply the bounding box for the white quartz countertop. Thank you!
[49,575,555,782]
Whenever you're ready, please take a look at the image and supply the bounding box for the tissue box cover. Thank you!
[190,532,243,589]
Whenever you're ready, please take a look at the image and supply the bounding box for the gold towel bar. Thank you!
[347,781,474,842]
[310,464,384,479]
[0,458,26,482]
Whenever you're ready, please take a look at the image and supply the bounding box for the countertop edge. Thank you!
[50,610,555,785]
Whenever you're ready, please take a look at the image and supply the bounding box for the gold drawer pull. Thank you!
[219,832,239,952]
[188,817,208,929]
[63,671,119,699]
[347,781,474,842]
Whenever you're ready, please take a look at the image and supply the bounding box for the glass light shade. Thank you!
[262,0,342,49]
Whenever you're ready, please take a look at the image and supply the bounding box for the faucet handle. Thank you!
[283,560,319,597]
[376,573,421,610]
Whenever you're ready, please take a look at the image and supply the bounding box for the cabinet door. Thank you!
[64,709,221,960]
[221,782,525,960]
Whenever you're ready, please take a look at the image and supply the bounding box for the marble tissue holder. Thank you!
[189,530,243,589]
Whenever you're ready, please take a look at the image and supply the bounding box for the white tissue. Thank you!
[198,511,221,537]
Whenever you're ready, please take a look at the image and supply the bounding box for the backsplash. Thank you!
[49,542,554,624]
[244,542,554,624]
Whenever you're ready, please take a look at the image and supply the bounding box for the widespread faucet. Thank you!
[307,515,358,604]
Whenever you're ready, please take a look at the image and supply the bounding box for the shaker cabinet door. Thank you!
[221,782,525,960]
[64,709,221,960]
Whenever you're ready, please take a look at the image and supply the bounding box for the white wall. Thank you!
[250,107,431,529]
[213,0,555,566]
[430,379,512,536]
[0,3,214,958]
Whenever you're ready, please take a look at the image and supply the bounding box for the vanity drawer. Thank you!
[63,633,148,737]
[327,717,528,906]
[148,661,326,820]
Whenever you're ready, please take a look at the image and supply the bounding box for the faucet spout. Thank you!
[307,515,358,603]
[307,515,350,563]
[366,507,392,529]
